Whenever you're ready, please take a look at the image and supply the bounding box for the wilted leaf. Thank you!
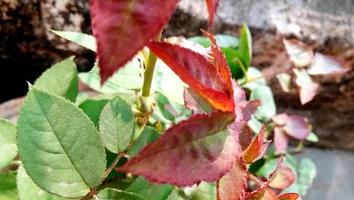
[268,157,296,190]
[294,69,319,104]
[307,53,349,75]
[245,187,278,200]
[217,160,247,200]
[250,85,276,121]
[283,39,314,68]
[243,126,270,164]
[17,87,106,198]
[99,96,135,153]
[0,119,17,169]
[90,0,178,82]
[51,31,96,52]
[34,57,78,102]
[205,0,219,27]
[0,173,18,200]
[148,42,234,112]
[118,112,238,186]
[276,73,292,93]
[278,193,299,200]
[274,127,289,154]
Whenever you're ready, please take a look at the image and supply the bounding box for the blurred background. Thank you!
[0,0,353,199]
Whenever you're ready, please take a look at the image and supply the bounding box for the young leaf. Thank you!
[17,87,106,198]
[0,119,17,169]
[205,0,219,27]
[148,42,234,112]
[276,73,292,93]
[217,160,247,200]
[243,126,270,164]
[274,127,289,154]
[283,39,314,68]
[245,187,278,200]
[118,111,239,186]
[0,173,18,200]
[99,96,135,153]
[238,23,252,69]
[34,57,78,102]
[250,85,276,121]
[90,0,178,82]
[51,31,97,52]
[278,193,299,200]
[294,69,319,104]
[307,53,349,75]
[268,157,296,190]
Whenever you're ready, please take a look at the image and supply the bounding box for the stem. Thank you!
[142,32,162,97]
[102,152,125,180]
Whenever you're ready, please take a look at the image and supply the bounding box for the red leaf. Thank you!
[273,127,289,154]
[217,160,247,200]
[245,187,278,200]
[203,30,233,98]
[242,126,270,164]
[268,157,296,190]
[283,115,310,140]
[184,88,214,114]
[278,193,299,200]
[239,126,253,151]
[205,0,220,28]
[117,111,240,186]
[307,53,349,75]
[148,42,234,112]
[90,0,178,82]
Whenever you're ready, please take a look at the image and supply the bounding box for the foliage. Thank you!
[0,1,320,200]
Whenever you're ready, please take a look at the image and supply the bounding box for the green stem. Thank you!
[142,32,162,97]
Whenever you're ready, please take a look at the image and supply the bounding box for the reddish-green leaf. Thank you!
[242,126,270,164]
[245,187,278,200]
[217,160,247,200]
[268,157,296,190]
[278,193,299,200]
[205,0,219,28]
[118,111,239,186]
[90,0,178,82]
[148,42,234,112]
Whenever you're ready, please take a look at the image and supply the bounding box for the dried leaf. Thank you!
[307,53,349,75]
[118,111,239,186]
[217,160,247,200]
[148,42,234,112]
[90,0,178,82]
[268,157,296,190]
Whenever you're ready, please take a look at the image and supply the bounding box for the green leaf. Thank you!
[240,67,266,91]
[248,116,263,134]
[0,119,17,169]
[222,48,244,79]
[99,96,135,153]
[126,177,173,200]
[154,93,191,124]
[17,87,106,198]
[188,35,239,49]
[34,57,78,102]
[79,59,143,93]
[79,98,109,128]
[186,182,216,200]
[51,30,96,52]
[188,36,211,48]
[17,165,73,200]
[0,173,18,200]
[129,126,160,156]
[97,188,146,200]
[306,132,319,143]
[238,23,252,68]
[250,85,276,121]
[297,158,316,195]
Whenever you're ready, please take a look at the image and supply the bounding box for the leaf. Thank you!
[188,36,212,48]
[17,165,72,200]
[307,53,349,75]
[250,85,276,121]
[188,35,239,49]
[273,127,289,154]
[205,0,219,27]
[118,111,239,186]
[148,42,234,112]
[97,188,146,200]
[238,23,252,68]
[306,132,319,143]
[297,158,316,195]
[245,187,278,200]
[283,39,314,68]
[79,98,109,127]
[79,57,143,93]
[222,48,244,79]
[0,173,18,200]
[126,177,173,200]
[276,73,292,93]
[0,119,17,169]
[294,69,319,105]
[184,182,216,200]
[278,193,299,200]
[51,31,97,52]
[241,67,266,91]
[283,115,310,140]
[17,87,106,198]
[99,96,135,153]
[34,57,78,102]
[248,116,263,134]
[128,126,160,156]
[90,0,178,82]
[217,160,247,200]
[243,126,270,164]
[268,157,296,190]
